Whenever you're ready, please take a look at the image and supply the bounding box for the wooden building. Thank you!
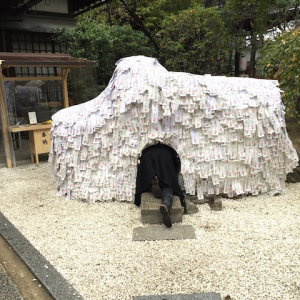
[0,0,106,167]
[0,52,96,167]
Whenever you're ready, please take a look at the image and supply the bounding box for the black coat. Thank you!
[134,143,184,206]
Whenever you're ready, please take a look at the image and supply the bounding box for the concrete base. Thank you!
[141,193,183,224]
[187,195,223,211]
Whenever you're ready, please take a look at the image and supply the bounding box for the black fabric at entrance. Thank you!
[134,144,184,206]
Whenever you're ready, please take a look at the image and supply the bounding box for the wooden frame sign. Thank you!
[28,112,37,124]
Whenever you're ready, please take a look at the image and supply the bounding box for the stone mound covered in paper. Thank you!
[49,56,299,203]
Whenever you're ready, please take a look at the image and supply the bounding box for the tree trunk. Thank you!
[106,3,113,26]
[204,0,214,8]
[249,32,257,78]
[296,96,300,116]
[248,0,259,78]
[235,50,240,77]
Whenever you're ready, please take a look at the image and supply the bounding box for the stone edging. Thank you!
[0,211,84,300]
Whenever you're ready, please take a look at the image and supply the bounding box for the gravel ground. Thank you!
[0,162,300,300]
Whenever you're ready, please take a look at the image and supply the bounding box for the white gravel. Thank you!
[1,162,300,300]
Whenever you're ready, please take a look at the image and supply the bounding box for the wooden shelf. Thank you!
[10,124,52,133]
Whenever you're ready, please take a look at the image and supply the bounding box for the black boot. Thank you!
[160,188,173,227]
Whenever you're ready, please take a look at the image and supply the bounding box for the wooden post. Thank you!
[0,63,13,168]
[62,68,70,108]
[3,75,63,82]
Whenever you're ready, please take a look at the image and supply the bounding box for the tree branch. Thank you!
[119,0,160,53]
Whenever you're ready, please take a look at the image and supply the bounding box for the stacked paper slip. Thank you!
[49,56,298,203]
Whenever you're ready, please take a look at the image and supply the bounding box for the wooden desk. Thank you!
[10,124,52,166]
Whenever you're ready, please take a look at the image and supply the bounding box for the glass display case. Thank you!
[0,52,97,167]
[4,80,63,126]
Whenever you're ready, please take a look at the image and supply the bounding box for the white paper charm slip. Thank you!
[50,56,298,203]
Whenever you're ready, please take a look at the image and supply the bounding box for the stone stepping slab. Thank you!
[133,292,222,299]
[132,225,196,241]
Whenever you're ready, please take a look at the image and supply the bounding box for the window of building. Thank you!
[7,31,67,78]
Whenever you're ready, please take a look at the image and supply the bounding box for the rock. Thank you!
[286,152,300,183]
[286,166,300,183]
[185,199,199,215]
[185,195,222,211]
[189,198,206,205]
[186,195,209,205]
[208,198,222,211]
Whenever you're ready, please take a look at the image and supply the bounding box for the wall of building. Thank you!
[0,15,76,33]
[34,0,69,14]
[0,0,74,33]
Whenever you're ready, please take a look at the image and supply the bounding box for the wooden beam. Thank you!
[0,65,13,168]
[3,76,63,81]
[3,64,86,68]
[62,68,70,108]
[10,124,52,133]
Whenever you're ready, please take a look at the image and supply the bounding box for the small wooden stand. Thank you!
[28,128,51,166]
[10,124,51,166]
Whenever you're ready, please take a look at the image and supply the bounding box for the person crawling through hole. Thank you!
[134,143,186,227]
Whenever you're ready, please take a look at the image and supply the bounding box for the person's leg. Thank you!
[151,145,184,202]
[161,186,173,211]
[151,176,161,198]
[159,186,173,227]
